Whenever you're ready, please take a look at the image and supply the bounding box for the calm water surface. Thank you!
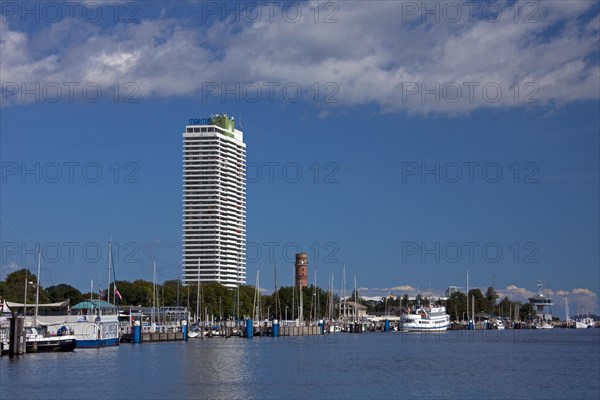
[1,329,599,399]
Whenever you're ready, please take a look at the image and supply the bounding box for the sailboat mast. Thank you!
[341,264,346,320]
[34,248,41,327]
[253,268,260,322]
[354,275,357,323]
[107,241,112,304]
[196,259,201,323]
[291,266,295,322]
[466,270,469,321]
[313,266,317,322]
[23,271,28,317]
[274,264,278,320]
[176,276,180,308]
[237,281,240,325]
[152,257,156,326]
[299,286,303,323]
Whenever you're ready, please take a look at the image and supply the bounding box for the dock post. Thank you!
[8,315,16,357]
[245,319,253,339]
[469,320,473,331]
[384,319,390,332]
[18,316,26,354]
[182,320,188,342]
[133,320,141,344]
[319,320,324,335]
[272,319,279,337]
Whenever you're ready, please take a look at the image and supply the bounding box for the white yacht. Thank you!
[570,320,587,329]
[533,321,553,329]
[398,305,450,332]
[25,326,77,352]
[573,317,595,328]
[494,319,506,330]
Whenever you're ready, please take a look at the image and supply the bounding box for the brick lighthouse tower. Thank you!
[295,253,308,287]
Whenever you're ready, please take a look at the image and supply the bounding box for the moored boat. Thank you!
[399,305,450,332]
[25,326,77,352]
[494,319,506,330]
[36,300,120,348]
[533,321,553,329]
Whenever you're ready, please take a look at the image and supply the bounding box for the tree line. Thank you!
[2,269,538,321]
[0,268,336,321]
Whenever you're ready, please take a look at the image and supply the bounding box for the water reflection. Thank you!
[181,338,251,399]
[1,330,599,400]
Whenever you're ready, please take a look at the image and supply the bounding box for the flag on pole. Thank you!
[114,286,123,302]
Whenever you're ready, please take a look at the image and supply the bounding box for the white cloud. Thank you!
[502,284,534,300]
[1,2,598,113]
[572,288,597,298]
[389,285,417,293]
[500,284,598,316]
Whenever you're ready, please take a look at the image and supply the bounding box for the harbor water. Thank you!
[1,329,598,399]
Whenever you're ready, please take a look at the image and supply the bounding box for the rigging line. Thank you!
[0,216,31,242]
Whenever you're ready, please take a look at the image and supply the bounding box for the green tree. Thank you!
[401,294,409,308]
[0,269,48,304]
[46,284,84,304]
[498,296,513,318]
[484,287,499,313]
[467,288,486,314]
[115,279,153,306]
[519,303,536,321]
[446,291,467,321]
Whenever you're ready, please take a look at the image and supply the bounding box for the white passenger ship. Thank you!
[399,305,451,332]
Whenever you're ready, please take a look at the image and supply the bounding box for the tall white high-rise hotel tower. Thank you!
[182,114,246,288]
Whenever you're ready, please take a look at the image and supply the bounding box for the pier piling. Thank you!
[132,321,141,344]
[182,320,188,342]
[272,320,279,337]
[245,319,253,339]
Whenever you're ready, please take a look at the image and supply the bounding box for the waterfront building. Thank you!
[182,114,246,288]
[528,281,553,322]
[340,301,368,320]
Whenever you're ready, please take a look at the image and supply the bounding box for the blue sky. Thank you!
[1,1,599,316]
